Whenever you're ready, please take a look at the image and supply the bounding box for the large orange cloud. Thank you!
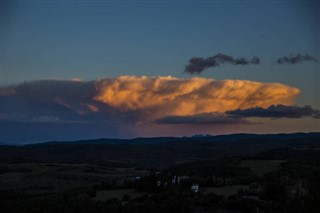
[0,76,301,124]
[94,76,300,120]
[0,77,312,142]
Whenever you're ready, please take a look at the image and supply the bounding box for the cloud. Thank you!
[226,105,320,119]
[70,77,82,82]
[184,53,260,74]
[0,79,117,124]
[276,54,318,65]
[31,116,63,123]
[2,76,319,142]
[1,76,300,124]
[156,105,320,125]
[94,76,299,120]
[155,113,253,125]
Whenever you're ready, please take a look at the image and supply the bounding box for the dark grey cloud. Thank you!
[156,113,254,125]
[276,54,318,65]
[185,53,260,74]
[0,80,109,123]
[0,80,133,143]
[226,105,320,119]
[156,105,320,125]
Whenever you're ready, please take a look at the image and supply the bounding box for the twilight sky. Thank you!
[1,1,319,143]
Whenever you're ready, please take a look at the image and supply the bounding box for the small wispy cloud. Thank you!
[184,53,260,74]
[276,54,318,65]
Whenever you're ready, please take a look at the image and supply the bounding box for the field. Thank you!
[93,189,145,201]
[0,163,149,196]
[203,185,248,197]
[240,160,286,177]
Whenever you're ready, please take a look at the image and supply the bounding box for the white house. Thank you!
[191,184,199,193]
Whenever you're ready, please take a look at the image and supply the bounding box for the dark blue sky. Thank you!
[3,1,318,78]
[1,1,319,143]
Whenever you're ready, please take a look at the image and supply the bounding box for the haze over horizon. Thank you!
[1,1,319,143]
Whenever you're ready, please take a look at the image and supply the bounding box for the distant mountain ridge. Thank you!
[1,132,319,168]
[13,132,320,146]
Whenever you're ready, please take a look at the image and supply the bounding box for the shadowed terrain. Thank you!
[1,133,320,213]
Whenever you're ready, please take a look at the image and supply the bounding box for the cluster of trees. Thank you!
[119,156,320,212]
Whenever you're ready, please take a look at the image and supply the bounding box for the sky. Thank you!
[1,0,319,143]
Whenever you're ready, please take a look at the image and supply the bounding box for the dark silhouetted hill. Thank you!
[0,132,319,168]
